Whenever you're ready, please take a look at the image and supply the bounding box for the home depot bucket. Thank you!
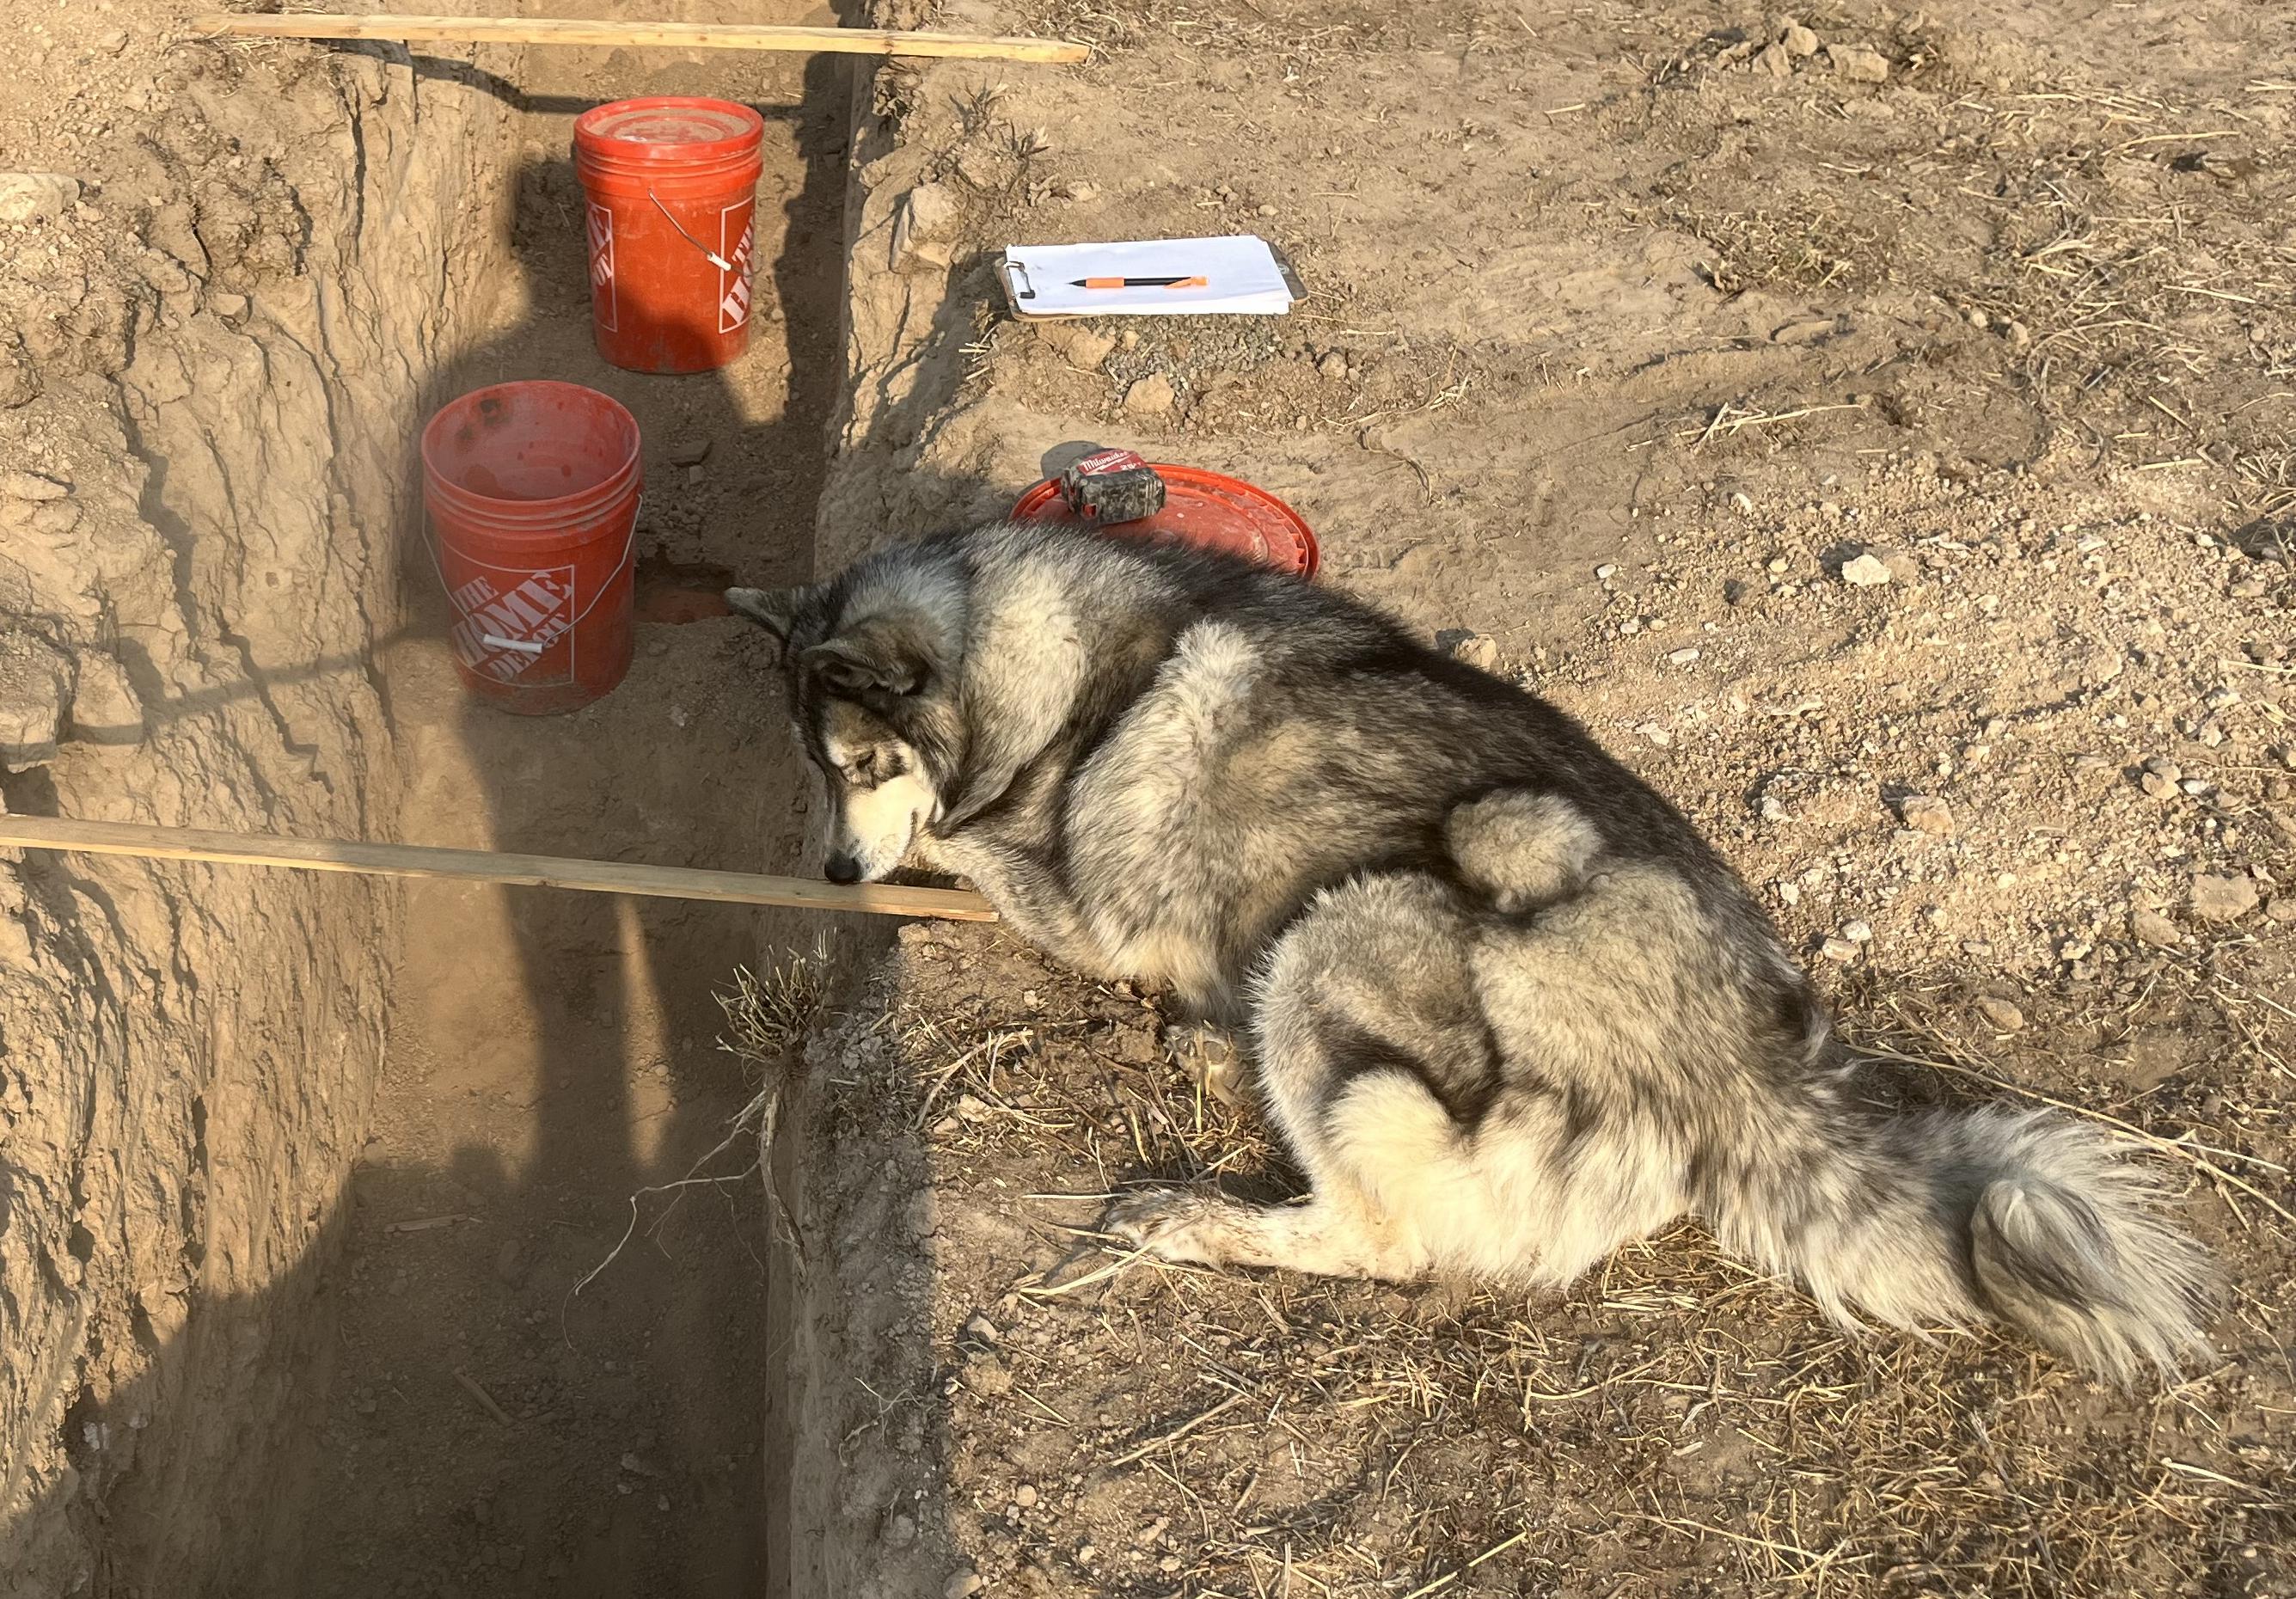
[572,97,766,374]
[420,382,642,715]
[1012,459,1319,579]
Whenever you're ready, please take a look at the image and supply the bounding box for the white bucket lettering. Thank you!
[448,566,578,684]
[586,203,617,333]
[719,205,756,334]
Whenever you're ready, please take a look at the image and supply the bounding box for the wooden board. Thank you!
[195,13,1090,64]
[0,814,997,922]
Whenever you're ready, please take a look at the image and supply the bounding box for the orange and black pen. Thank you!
[1070,275,1208,289]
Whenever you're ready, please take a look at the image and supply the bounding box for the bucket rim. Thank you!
[1012,463,1320,580]
[574,95,766,171]
[421,381,643,536]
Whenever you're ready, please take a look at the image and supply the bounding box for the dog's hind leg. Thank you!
[1105,873,1510,1281]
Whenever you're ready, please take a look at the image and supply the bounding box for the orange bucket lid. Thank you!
[1013,463,1319,579]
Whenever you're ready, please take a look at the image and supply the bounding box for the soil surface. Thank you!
[788,0,2296,1595]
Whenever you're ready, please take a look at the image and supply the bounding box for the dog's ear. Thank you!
[801,622,930,699]
[725,585,807,646]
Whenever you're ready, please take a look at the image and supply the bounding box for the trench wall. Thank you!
[0,36,521,1596]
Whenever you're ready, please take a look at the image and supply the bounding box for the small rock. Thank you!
[1839,553,1893,586]
[1038,320,1116,370]
[1059,180,1101,203]
[1122,373,1176,416]
[1667,646,1700,666]
[1316,350,1350,381]
[206,290,249,320]
[1595,563,1617,580]
[93,27,128,53]
[1898,794,1955,835]
[1779,22,1821,55]
[2268,896,2296,923]
[667,437,713,468]
[2191,873,2259,923]
[1759,795,1788,823]
[2139,772,2179,801]
[2058,937,2093,962]
[1014,1484,1039,1508]
[1975,996,2025,1032]
[1754,40,1791,77]
[946,1571,983,1599]
[1772,317,1837,346]
[2146,755,2183,781]
[1827,45,1890,82]
[962,1311,1001,1344]
[891,183,959,266]
[1637,721,1674,748]
[1841,920,1874,943]
[2130,908,2182,949]
[1819,935,1860,963]
[2,471,70,502]
[885,1512,917,1547]
[0,172,81,226]
[1448,633,1501,671]
[1730,491,1755,515]
[2004,319,2032,350]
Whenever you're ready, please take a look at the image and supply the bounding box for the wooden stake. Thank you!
[0,814,996,922]
[195,13,1091,64]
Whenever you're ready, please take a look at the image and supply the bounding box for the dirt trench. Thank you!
[1,3,866,1594]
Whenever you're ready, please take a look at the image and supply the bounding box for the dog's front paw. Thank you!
[1102,1187,1234,1267]
[1160,1020,1247,1109]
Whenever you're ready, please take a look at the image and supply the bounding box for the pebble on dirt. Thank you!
[1898,794,1955,836]
[1975,996,2026,1032]
[1838,552,1893,586]
[1448,633,1501,671]
[2190,873,2260,923]
[2131,907,2183,948]
[0,171,80,225]
[1038,320,1116,371]
[892,182,959,267]
[1827,45,1890,83]
[1122,373,1177,416]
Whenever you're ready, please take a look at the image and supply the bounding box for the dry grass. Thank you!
[809,922,2296,1599]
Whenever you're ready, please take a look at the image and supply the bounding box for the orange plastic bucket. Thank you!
[420,382,642,715]
[1013,463,1319,579]
[572,97,766,374]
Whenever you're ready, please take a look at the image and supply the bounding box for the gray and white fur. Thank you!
[728,521,2212,1385]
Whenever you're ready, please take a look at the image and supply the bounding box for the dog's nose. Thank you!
[823,853,860,885]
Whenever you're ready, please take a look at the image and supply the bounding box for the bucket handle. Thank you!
[422,497,643,651]
[648,191,736,272]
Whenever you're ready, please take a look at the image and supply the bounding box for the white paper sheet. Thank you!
[1001,236,1295,317]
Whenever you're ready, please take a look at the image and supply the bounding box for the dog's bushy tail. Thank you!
[1705,1103,2213,1385]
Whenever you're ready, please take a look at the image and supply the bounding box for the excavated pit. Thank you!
[2,7,860,1594]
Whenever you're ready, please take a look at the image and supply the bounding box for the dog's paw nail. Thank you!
[1102,1189,1193,1250]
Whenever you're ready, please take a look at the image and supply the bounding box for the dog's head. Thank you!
[726,580,959,884]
